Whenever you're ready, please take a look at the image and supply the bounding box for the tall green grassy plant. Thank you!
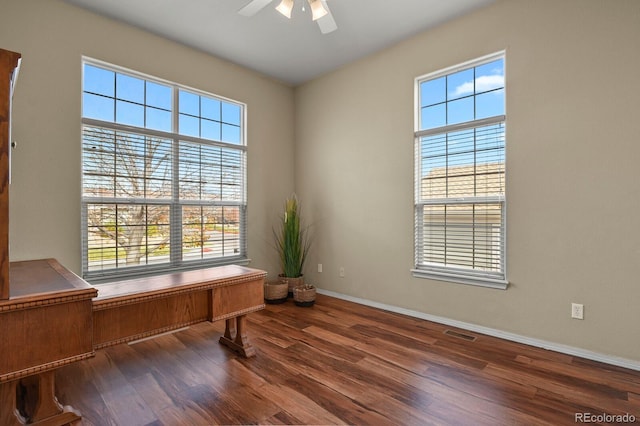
[275,195,311,278]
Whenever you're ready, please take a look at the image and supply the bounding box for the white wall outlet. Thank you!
[318,263,323,273]
[339,267,345,277]
[571,303,584,320]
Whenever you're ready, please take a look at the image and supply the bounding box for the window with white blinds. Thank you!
[413,52,507,289]
[81,59,246,281]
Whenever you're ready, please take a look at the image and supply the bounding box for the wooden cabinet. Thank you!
[0,48,21,300]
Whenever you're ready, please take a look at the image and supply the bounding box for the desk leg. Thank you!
[0,380,27,425]
[14,371,81,426]
[219,315,256,358]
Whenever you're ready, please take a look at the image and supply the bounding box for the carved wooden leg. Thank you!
[0,380,27,426]
[223,318,236,341]
[234,315,254,354]
[219,315,256,358]
[30,371,64,422]
[16,372,81,426]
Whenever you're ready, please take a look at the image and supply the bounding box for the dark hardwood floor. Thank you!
[55,294,640,425]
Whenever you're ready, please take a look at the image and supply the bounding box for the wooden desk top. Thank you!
[93,264,267,308]
[3,259,97,310]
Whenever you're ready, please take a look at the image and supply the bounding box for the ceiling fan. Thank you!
[239,0,338,34]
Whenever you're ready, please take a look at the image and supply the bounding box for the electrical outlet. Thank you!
[571,303,584,320]
[318,263,323,273]
[339,267,345,277]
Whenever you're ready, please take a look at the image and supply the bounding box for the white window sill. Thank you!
[411,269,509,290]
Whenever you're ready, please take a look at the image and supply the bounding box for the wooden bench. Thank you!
[92,264,266,357]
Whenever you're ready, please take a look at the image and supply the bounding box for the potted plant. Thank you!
[274,195,314,304]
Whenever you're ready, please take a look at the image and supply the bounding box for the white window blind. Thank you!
[81,59,247,281]
[413,52,507,288]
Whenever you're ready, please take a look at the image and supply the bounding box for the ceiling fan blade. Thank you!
[317,0,337,34]
[238,0,274,17]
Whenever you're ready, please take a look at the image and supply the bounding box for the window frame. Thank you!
[81,58,248,282]
[412,51,508,289]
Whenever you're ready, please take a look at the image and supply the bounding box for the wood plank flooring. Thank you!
[55,294,640,425]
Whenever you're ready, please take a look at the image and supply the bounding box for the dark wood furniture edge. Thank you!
[0,48,21,301]
[0,353,95,384]
[211,304,265,322]
[92,270,266,310]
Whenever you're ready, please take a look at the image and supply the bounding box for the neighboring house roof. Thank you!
[421,162,504,199]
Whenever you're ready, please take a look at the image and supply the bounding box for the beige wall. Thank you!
[1,0,294,276]
[295,0,640,362]
[2,0,639,363]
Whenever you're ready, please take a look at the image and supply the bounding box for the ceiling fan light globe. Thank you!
[309,0,328,21]
[276,0,294,19]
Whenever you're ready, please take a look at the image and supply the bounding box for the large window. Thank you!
[413,52,507,289]
[82,59,246,281]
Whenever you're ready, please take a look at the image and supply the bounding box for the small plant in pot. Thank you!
[274,194,315,305]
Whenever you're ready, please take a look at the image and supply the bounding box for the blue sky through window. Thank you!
[420,58,504,131]
[83,64,242,144]
[418,58,505,181]
[178,90,241,144]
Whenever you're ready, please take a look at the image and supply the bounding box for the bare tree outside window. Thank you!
[84,127,172,268]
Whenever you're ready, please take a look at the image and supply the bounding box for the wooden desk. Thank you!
[1,261,265,425]
[0,259,97,425]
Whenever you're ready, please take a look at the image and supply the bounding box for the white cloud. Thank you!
[453,81,475,96]
[452,74,504,97]
[476,75,505,92]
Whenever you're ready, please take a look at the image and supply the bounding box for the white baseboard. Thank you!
[316,288,640,372]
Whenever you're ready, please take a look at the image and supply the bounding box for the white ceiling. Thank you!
[62,0,495,86]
